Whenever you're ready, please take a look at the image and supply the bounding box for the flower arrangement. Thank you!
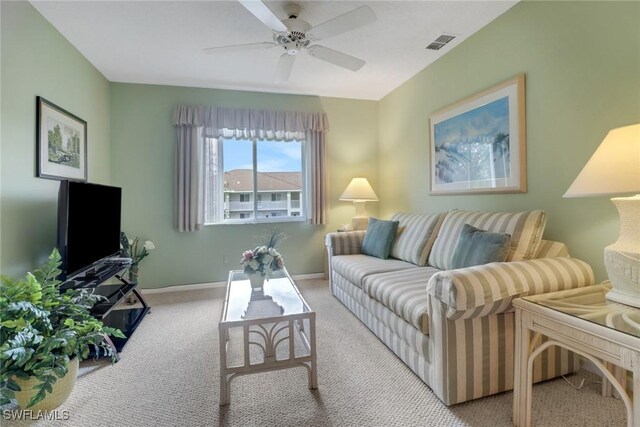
[241,229,286,279]
[119,232,155,284]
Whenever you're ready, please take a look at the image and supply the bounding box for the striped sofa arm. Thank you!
[427,257,595,320]
[325,231,367,256]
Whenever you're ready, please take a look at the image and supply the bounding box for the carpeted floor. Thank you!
[6,279,626,426]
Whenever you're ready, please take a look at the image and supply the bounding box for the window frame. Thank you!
[206,136,307,225]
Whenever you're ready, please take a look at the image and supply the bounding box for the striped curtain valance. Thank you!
[172,105,329,140]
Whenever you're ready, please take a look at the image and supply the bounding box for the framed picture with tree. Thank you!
[36,96,87,181]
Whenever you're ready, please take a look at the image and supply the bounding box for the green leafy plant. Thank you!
[0,249,125,407]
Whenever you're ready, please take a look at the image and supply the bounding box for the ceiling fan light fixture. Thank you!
[207,0,376,82]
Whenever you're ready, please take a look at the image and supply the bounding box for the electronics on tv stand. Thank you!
[105,257,133,264]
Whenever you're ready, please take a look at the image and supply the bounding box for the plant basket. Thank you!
[13,357,79,411]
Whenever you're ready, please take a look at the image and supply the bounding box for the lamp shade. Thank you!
[339,178,379,202]
[563,124,640,198]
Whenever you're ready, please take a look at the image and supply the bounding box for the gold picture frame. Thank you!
[429,74,526,195]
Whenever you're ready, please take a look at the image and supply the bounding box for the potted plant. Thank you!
[0,249,124,410]
[240,228,286,288]
[119,231,155,285]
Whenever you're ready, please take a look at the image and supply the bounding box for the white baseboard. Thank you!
[140,272,325,295]
[292,272,325,281]
[140,281,226,295]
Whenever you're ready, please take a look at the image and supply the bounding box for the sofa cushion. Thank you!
[450,224,511,269]
[428,209,547,270]
[331,255,418,289]
[361,217,399,259]
[362,296,431,360]
[390,212,444,266]
[534,240,569,258]
[362,267,441,334]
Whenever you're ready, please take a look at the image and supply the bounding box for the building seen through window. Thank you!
[223,169,302,220]
[205,137,305,224]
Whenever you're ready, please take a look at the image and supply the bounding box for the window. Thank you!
[204,138,306,224]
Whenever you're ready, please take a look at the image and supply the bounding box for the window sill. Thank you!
[205,217,307,226]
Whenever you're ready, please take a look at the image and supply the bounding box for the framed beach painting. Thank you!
[36,96,87,181]
[429,74,526,195]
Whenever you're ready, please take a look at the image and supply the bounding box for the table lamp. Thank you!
[563,123,640,307]
[339,177,378,230]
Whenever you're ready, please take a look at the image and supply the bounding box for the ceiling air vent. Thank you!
[426,34,456,51]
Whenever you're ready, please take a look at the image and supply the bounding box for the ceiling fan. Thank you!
[204,0,377,83]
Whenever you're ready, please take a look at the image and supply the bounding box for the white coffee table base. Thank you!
[219,313,317,406]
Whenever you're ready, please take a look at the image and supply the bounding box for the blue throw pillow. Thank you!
[451,224,511,269]
[361,217,399,259]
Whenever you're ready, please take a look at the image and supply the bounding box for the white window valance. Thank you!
[172,104,328,231]
[173,105,329,141]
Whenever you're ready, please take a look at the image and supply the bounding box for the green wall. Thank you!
[109,84,378,288]
[3,1,638,287]
[0,1,111,277]
[378,1,640,282]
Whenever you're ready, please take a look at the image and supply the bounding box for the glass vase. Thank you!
[248,272,265,289]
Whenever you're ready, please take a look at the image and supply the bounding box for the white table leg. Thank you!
[513,309,522,424]
[309,314,318,390]
[513,309,532,426]
[219,326,230,406]
[603,362,614,397]
[633,352,639,427]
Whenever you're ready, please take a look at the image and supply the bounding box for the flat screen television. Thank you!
[57,180,122,279]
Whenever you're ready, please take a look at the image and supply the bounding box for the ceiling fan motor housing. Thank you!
[274,16,311,55]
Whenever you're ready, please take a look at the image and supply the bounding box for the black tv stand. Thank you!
[63,260,150,354]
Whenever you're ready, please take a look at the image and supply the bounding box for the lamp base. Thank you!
[352,216,369,231]
[604,195,640,308]
[351,201,369,230]
[604,246,640,308]
[606,289,640,308]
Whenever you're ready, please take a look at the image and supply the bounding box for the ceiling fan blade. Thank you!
[307,6,376,40]
[275,53,296,83]
[203,42,277,54]
[307,45,365,71]
[239,0,288,33]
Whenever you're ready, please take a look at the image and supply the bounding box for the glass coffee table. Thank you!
[218,268,317,405]
[513,283,640,426]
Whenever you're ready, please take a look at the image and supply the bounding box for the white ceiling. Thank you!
[32,1,517,100]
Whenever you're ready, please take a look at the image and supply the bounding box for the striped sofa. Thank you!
[325,209,595,406]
